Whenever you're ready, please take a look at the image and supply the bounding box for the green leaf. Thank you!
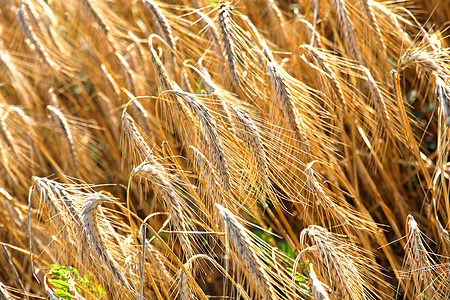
[277,241,296,259]
[49,279,71,291]
[287,267,308,282]
[98,285,105,295]
[253,228,274,244]
[54,289,73,300]
[50,264,62,270]
[208,0,218,7]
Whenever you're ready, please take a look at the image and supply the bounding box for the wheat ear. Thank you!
[264,0,287,46]
[80,0,110,35]
[300,225,370,300]
[17,1,57,69]
[218,2,240,88]
[300,45,347,110]
[436,217,450,255]
[100,64,121,98]
[399,50,440,73]
[358,0,387,56]
[143,0,177,52]
[216,203,277,300]
[297,19,323,48]
[189,146,225,226]
[195,10,222,55]
[403,214,436,298]
[82,194,131,289]
[195,62,234,129]
[435,75,450,128]
[261,42,311,152]
[116,52,137,95]
[130,100,155,141]
[121,110,153,166]
[331,0,364,65]
[174,91,231,194]
[309,264,330,300]
[228,104,270,193]
[361,66,393,132]
[131,161,195,259]
[47,105,78,171]
[0,281,10,300]
[0,112,17,159]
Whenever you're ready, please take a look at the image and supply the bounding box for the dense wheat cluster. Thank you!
[0,0,449,299]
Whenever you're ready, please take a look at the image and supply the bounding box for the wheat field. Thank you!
[0,0,449,299]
